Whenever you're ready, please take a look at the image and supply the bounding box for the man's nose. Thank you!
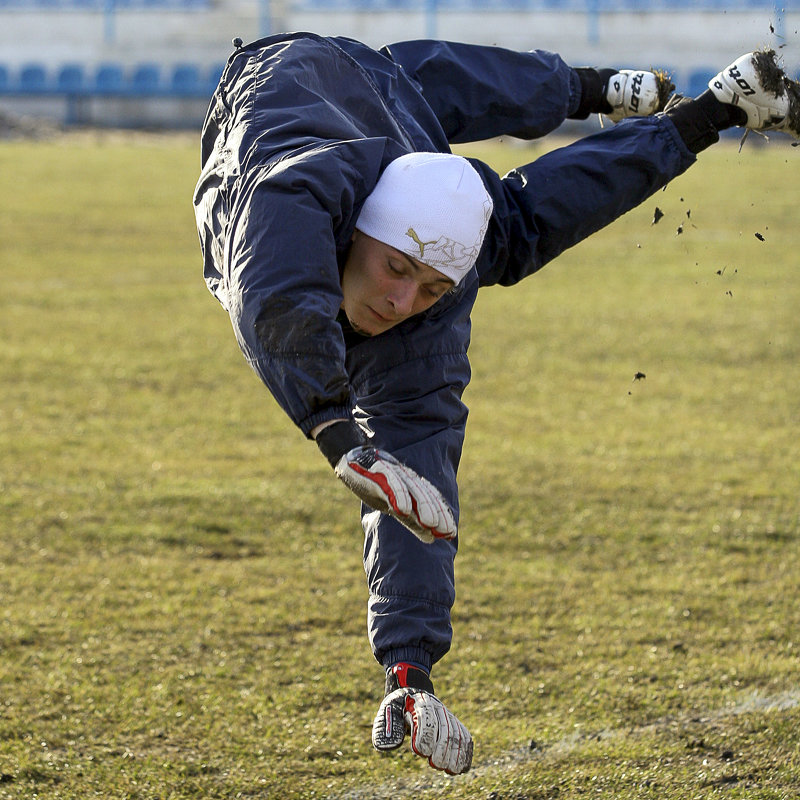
[388,280,417,316]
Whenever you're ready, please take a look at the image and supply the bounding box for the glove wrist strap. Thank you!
[570,67,615,119]
[385,662,435,696]
[315,419,368,467]
[663,93,724,154]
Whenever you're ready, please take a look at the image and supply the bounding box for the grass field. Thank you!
[1,130,798,799]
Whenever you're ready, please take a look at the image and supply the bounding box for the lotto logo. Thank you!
[727,65,756,96]
[629,72,643,112]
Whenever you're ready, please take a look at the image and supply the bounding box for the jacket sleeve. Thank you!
[472,115,697,287]
[379,39,582,143]
[222,139,389,436]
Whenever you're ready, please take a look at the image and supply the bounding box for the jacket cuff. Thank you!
[299,406,354,439]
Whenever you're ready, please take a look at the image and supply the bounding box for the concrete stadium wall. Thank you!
[2,2,796,69]
[291,9,795,73]
[1,0,797,127]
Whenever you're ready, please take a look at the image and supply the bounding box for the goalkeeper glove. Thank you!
[315,420,457,544]
[372,663,473,775]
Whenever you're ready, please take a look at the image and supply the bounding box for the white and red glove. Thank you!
[372,664,473,775]
[572,66,673,122]
[604,69,671,122]
[334,446,456,543]
[315,419,456,543]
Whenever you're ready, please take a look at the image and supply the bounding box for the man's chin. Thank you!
[345,313,377,337]
[347,309,399,337]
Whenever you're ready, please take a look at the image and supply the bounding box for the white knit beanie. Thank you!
[356,152,493,285]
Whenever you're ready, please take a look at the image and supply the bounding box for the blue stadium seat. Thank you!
[170,63,201,95]
[658,65,678,91]
[0,64,8,92]
[95,63,125,93]
[131,63,161,94]
[19,63,48,93]
[57,64,85,92]
[206,62,225,92]
[687,68,714,98]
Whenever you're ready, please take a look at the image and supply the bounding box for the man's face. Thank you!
[340,231,455,336]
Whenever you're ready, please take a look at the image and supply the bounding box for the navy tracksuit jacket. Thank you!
[193,32,696,673]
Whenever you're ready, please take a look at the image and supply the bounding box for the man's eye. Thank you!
[388,262,404,275]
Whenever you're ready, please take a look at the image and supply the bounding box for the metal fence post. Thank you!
[425,0,437,40]
[104,0,116,44]
[587,0,599,45]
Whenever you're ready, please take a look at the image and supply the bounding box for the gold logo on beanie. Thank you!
[406,228,437,259]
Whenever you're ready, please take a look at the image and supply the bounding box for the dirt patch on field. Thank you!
[0,107,62,139]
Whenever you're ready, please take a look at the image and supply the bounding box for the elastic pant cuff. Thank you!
[381,646,433,674]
